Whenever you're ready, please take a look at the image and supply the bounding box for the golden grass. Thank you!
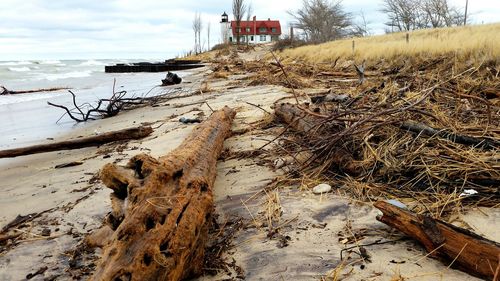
[279,23,500,64]
[182,49,218,61]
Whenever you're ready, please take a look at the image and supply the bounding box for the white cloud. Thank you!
[0,0,498,60]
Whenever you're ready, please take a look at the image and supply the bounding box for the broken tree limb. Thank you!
[91,106,235,281]
[374,201,500,280]
[400,121,500,150]
[0,86,69,95]
[274,102,359,175]
[0,126,153,159]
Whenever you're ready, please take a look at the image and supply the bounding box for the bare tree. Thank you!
[421,0,466,27]
[207,21,211,51]
[351,10,371,37]
[192,13,198,54]
[245,3,253,45]
[382,0,468,32]
[381,0,422,31]
[232,0,247,44]
[192,13,203,54]
[289,0,353,43]
[197,15,203,53]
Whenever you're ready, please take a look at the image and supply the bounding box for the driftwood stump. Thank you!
[91,107,235,281]
[375,201,500,280]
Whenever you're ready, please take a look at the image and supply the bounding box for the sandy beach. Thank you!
[0,48,498,281]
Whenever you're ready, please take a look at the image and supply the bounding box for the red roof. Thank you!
[230,20,281,35]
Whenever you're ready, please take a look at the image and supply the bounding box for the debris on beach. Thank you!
[0,86,9,95]
[90,107,235,281]
[375,201,500,280]
[210,50,499,278]
[162,71,182,86]
[0,85,69,95]
[47,82,199,122]
[0,126,153,158]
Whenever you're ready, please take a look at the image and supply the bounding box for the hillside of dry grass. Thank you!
[279,23,500,64]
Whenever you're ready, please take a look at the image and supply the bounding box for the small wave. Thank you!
[0,91,67,106]
[44,70,92,81]
[0,61,33,66]
[8,67,31,72]
[39,60,63,65]
[78,60,105,66]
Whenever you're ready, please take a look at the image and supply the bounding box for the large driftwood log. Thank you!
[0,126,153,158]
[374,201,500,280]
[274,102,359,175]
[91,107,235,281]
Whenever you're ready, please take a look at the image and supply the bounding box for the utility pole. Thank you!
[464,0,468,25]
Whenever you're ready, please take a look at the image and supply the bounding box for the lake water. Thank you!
[0,59,192,149]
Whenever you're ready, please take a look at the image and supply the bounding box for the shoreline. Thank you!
[0,48,498,280]
[0,69,194,150]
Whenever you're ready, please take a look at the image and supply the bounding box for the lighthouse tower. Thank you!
[220,12,230,44]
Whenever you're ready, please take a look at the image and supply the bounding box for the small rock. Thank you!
[41,228,51,237]
[179,117,201,124]
[312,183,332,194]
[325,93,349,102]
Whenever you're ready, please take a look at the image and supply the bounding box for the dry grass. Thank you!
[183,50,218,61]
[279,23,500,64]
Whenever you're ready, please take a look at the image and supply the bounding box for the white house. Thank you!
[220,12,282,44]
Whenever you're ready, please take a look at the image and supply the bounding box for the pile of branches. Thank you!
[272,55,499,217]
[48,80,198,123]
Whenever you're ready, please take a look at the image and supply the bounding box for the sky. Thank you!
[0,0,498,61]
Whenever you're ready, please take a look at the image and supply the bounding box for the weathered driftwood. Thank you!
[400,121,499,150]
[91,106,235,281]
[0,126,153,158]
[274,102,359,175]
[374,201,500,280]
[0,86,69,95]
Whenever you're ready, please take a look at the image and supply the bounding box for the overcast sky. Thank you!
[0,0,498,61]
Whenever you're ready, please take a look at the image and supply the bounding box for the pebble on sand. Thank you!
[312,183,332,194]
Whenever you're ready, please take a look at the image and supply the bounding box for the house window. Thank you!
[251,36,254,41]
[259,27,267,33]
[229,37,233,42]
[246,27,251,32]
[260,35,266,41]
[241,36,246,42]
[236,28,241,33]
[271,27,277,33]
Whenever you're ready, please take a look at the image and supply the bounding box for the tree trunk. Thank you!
[91,107,235,281]
[374,201,500,280]
[0,126,153,158]
[274,102,359,175]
